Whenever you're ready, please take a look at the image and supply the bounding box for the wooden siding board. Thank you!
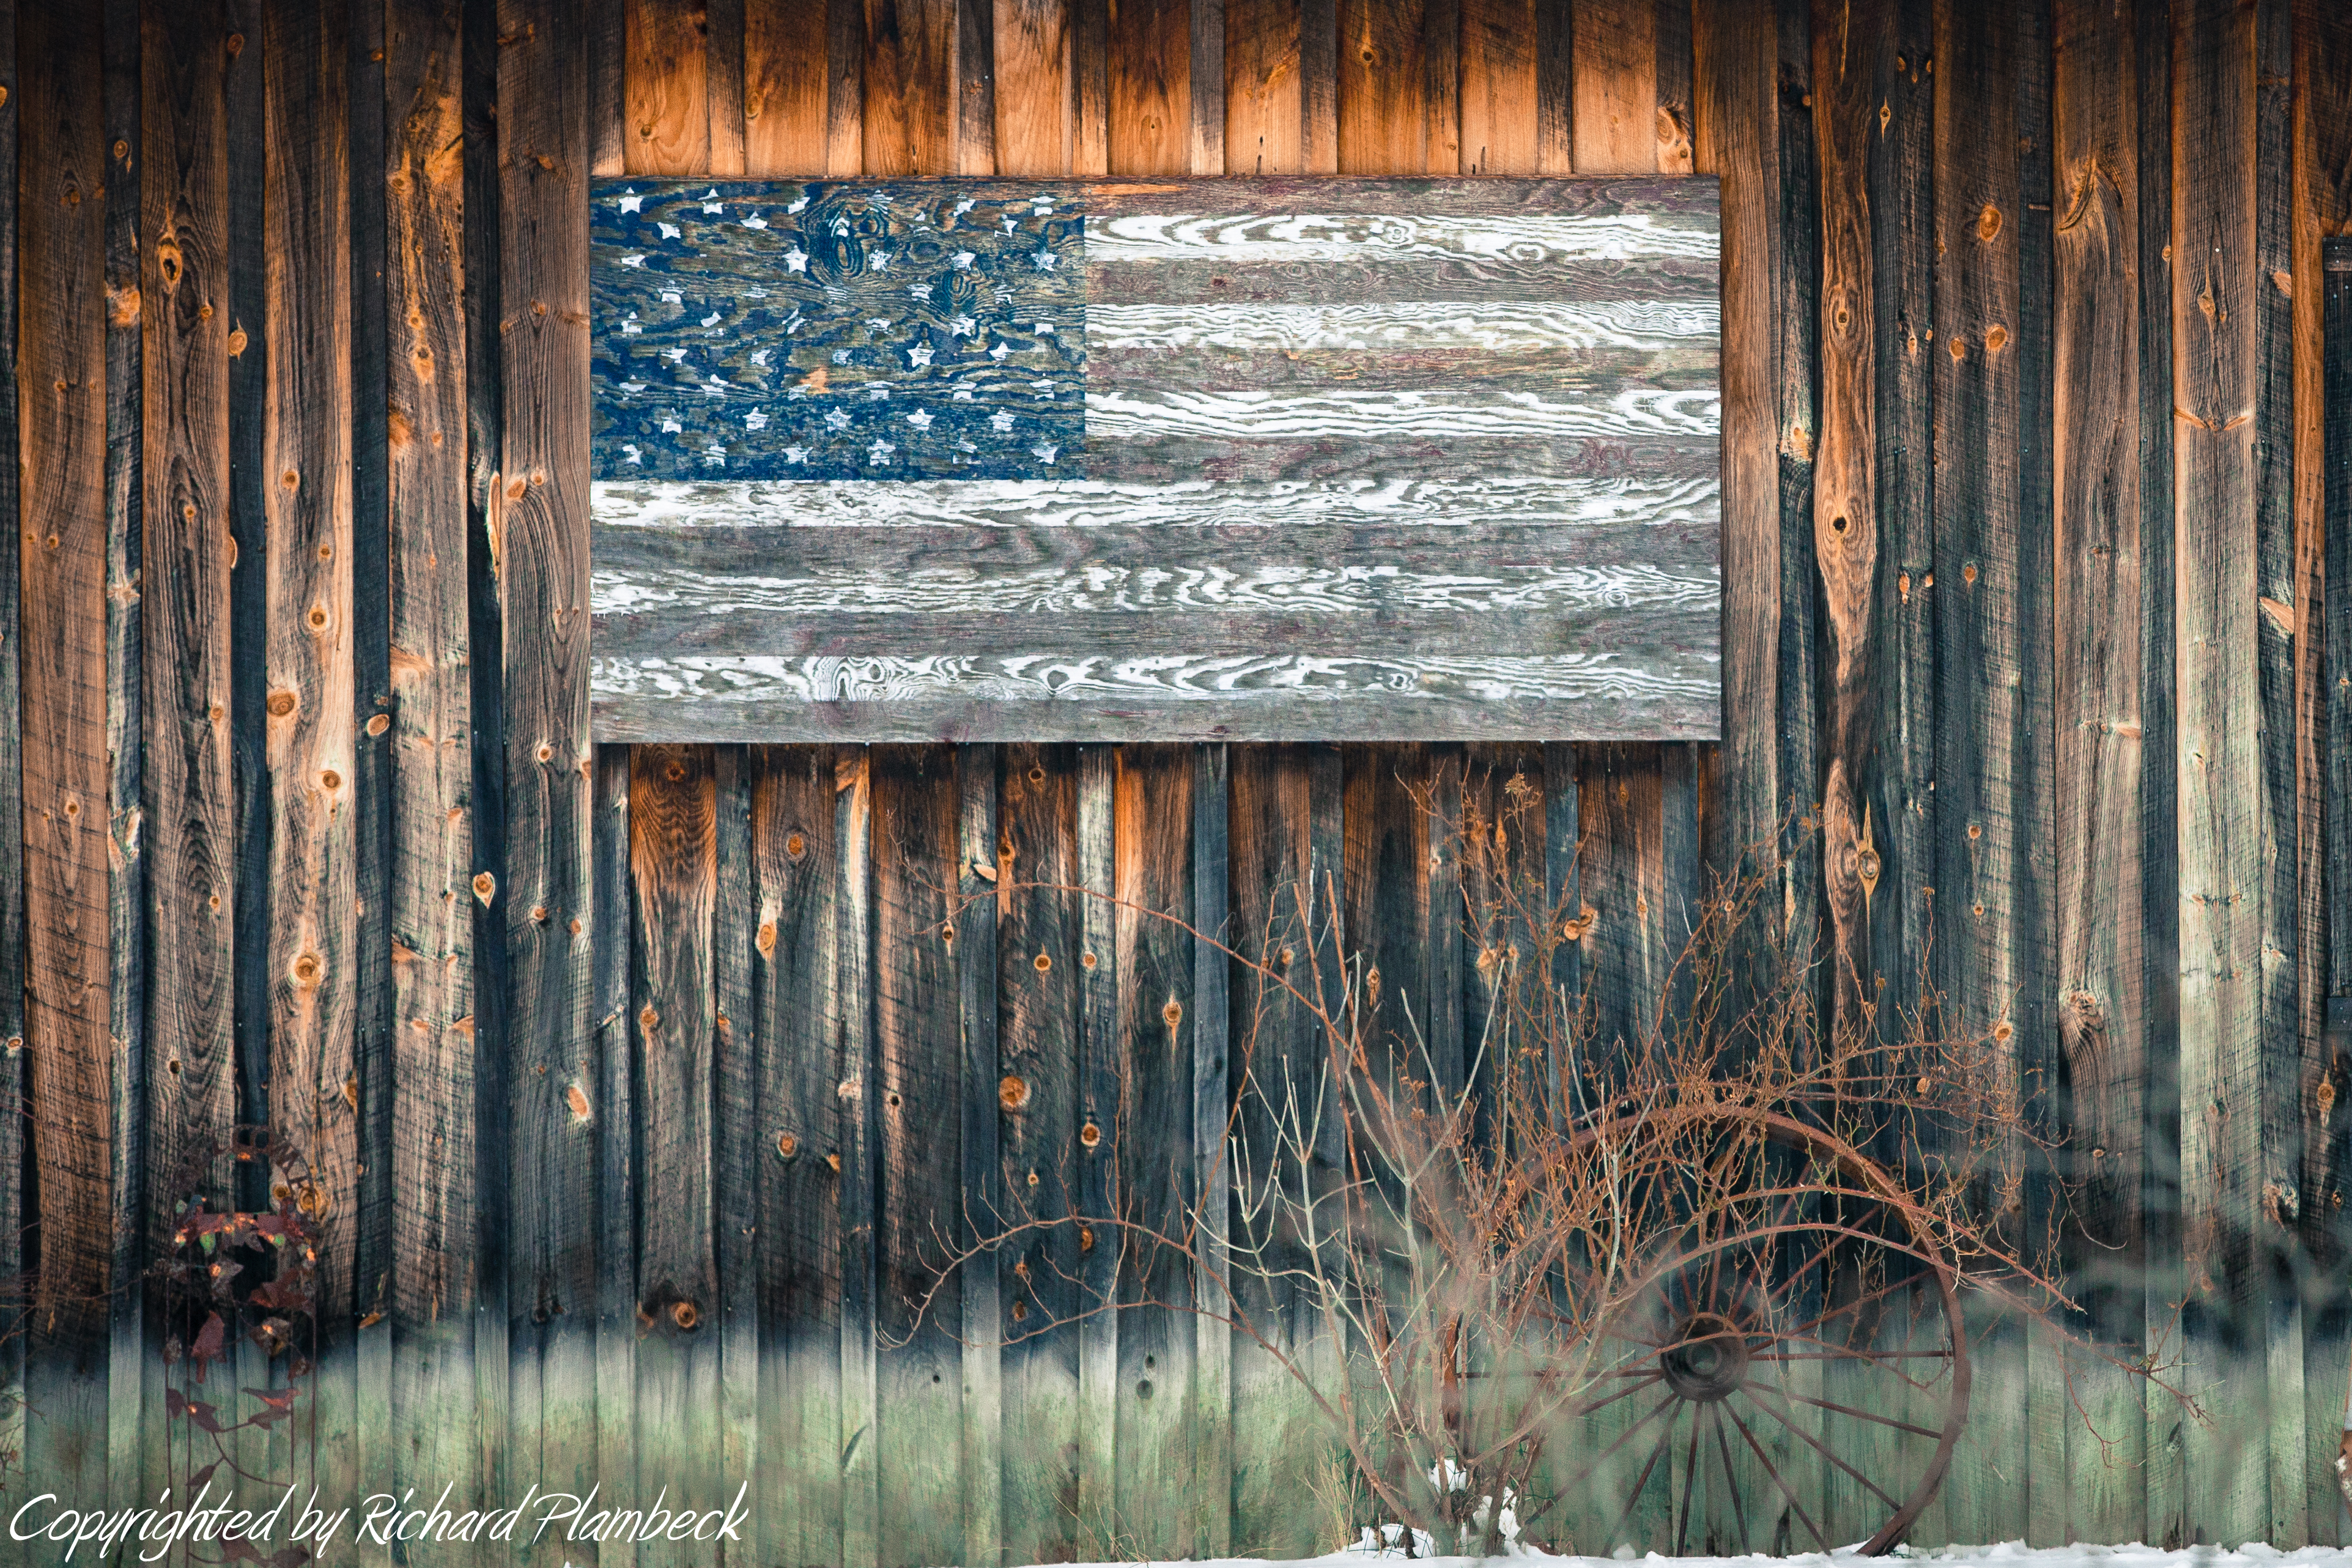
[1075,744,1119,1545]
[996,741,1082,1568]
[713,0,752,174]
[592,741,636,1568]
[385,0,479,1514]
[835,747,881,1568]
[2172,0,2287,1544]
[18,0,114,1382]
[495,0,600,1529]
[870,743,966,1568]
[955,0,995,174]
[955,741,1004,1568]
[2052,0,2154,1540]
[1113,744,1195,1559]
[1573,0,1657,174]
[1224,0,1300,174]
[1460,0,1536,175]
[1344,742,1461,1098]
[1111,0,1191,175]
[716,747,760,1559]
[828,0,866,174]
[1189,741,1233,1558]
[141,0,235,1278]
[1768,0,1816,969]
[0,0,23,1528]
[2320,234,2352,1538]
[864,0,953,176]
[745,0,835,174]
[627,0,715,177]
[1188,0,1225,174]
[629,742,723,1568]
[1654,0,1692,174]
[1693,0,1780,876]
[751,745,845,1568]
[994,0,1072,175]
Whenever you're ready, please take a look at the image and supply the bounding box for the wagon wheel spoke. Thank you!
[1744,1380,1945,1440]
[1736,1380,1904,1511]
[1725,1397,1827,1551]
[1600,1410,1679,1552]
[1710,1405,1750,1548]
[1780,1268,1930,1346]
[1751,1332,1953,1393]
[1676,1405,1703,1555]
[1558,1391,1681,1498]
[1571,1370,1665,1420]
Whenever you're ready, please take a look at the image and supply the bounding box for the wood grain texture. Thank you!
[751,745,845,1568]
[863,0,953,175]
[1459,0,1535,175]
[2171,0,2292,1545]
[496,0,601,1526]
[1112,744,1195,1559]
[1074,744,1119,1545]
[835,747,881,1568]
[628,0,714,176]
[0,0,26,1523]
[2052,0,2152,1541]
[141,0,235,1251]
[714,743,760,1551]
[1224,0,1300,174]
[994,0,1072,174]
[954,741,1003,1568]
[18,0,114,1355]
[384,0,479,1514]
[869,743,964,1568]
[1111,0,1192,174]
[996,740,1082,1568]
[1574,0,1658,174]
[1189,742,1233,1558]
[746,0,835,173]
[1336,0,1456,175]
[591,741,636,1568]
[1344,741,1461,1093]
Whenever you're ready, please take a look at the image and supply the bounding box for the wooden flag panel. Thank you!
[589,175,1721,742]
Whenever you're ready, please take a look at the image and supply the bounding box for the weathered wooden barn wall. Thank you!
[1,0,2350,1562]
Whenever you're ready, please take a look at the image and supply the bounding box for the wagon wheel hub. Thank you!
[1660,1311,1750,1402]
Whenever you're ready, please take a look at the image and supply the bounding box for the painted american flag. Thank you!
[590,177,1721,743]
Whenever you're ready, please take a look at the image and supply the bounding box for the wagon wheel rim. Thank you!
[1558,1111,1970,1558]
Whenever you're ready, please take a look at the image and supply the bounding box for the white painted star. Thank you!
[989,410,1015,433]
[788,194,810,213]
[745,409,770,431]
[951,384,974,402]
[701,374,732,397]
[662,347,689,363]
[784,445,810,464]
[832,348,852,364]
[660,288,683,304]
[659,222,684,242]
[989,341,1012,363]
[1031,250,1057,272]
[1035,322,1054,335]
[953,197,977,215]
[1030,380,1057,398]
[621,254,648,268]
[907,344,935,368]
[660,415,682,432]
[866,385,890,401]
[950,315,977,337]
[824,408,852,432]
[703,443,727,465]
[1001,215,1019,234]
[785,246,809,273]
[1032,443,1059,464]
[865,317,893,331]
[701,188,725,213]
[749,348,772,368]
[909,283,934,301]
[741,213,769,229]
[953,251,977,270]
[621,313,642,336]
[906,408,934,430]
[700,311,722,327]
[871,251,893,270]
[956,438,977,453]
[618,380,648,395]
[621,443,643,464]
[867,440,895,465]
[618,188,644,213]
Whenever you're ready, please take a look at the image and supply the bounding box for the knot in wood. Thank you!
[1081,951,1097,970]
[472,871,497,905]
[785,830,808,862]
[365,713,389,736]
[777,1131,798,1159]
[1034,951,1052,974]
[671,1300,700,1330]
[1079,1122,1101,1150]
[291,952,322,987]
[999,1075,1030,1111]
[1162,999,1183,1029]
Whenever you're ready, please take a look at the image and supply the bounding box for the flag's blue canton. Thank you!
[592,181,1086,480]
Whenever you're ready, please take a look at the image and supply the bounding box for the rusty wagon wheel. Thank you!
[1553,1110,1969,1558]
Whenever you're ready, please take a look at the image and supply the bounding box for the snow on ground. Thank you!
[1015,1545,2352,1568]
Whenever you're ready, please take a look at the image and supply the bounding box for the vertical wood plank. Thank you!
[716,749,758,1568]
[1543,742,1581,1111]
[2172,0,2291,1544]
[827,0,865,172]
[0,0,25,1524]
[745,0,834,173]
[1189,743,1233,1558]
[100,0,144,1503]
[1460,0,1536,174]
[1110,0,1191,174]
[712,0,751,172]
[955,0,994,172]
[495,0,600,1531]
[459,0,514,1525]
[956,742,1003,1568]
[1112,745,1194,1561]
[626,0,714,176]
[1534,0,1567,171]
[1692,0,1782,878]
[1188,0,1224,172]
[836,747,879,1568]
[1075,744,1119,1547]
[2301,0,2352,1538]
[870,744,964,1568]
[996,741,1081,1568]
[17,0,111,1507]
[1071,0,1108,173]
[1345,744,1462,1100]
[591,0,629,176]
[142,0,235,1296]
[1301,0,1339,171]
[2052,0,2154,1541]
[1336,0,1455,174]
[993,0,1071,174]
[751,746,844,1568]
[265,0,357,1495]
[384,0,478,1516]
[630,743,722,1568]
[1223,0,1299,172]
[1654,0,1692,172]
[864,0,952,174]
[591,742,635,1568]
[1573,0,1658,172]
